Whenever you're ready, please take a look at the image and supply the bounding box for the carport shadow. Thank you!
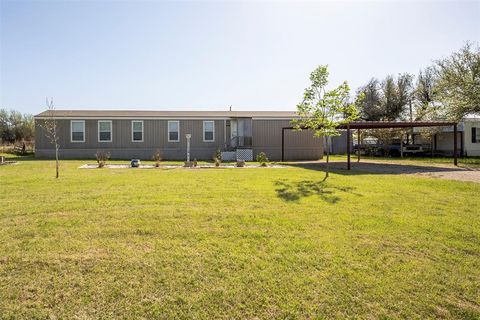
[274,179,361,203]
[286,161,473,176]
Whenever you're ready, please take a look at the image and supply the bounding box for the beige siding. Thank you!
[252,120,323,160]
[36,119,225,159]
[434,132,462,154]
[36,118,323,160]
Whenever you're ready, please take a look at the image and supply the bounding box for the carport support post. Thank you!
[347,124,351,170]
[454,124,458,166]
[357,129,360,162]
[281,128,285,162]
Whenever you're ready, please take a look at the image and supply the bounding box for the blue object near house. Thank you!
[131,159,140,167]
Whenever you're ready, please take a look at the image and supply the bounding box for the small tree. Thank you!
[213,148,222,167]
[40,98,60,178]
[293,65,360,180]
[95,151,111,168]
[152,149,162,167]
[256,152,269,166]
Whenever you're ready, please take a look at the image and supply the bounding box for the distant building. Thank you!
[414,115,480,156]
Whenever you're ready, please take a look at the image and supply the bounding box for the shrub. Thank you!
[236,160,245,167]
[213,148,222,167]
[256,152,269,166]
[152,149,162,167]
[95,151,111,168]
[193,158,198,167]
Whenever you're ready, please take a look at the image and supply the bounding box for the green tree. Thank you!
[434,42,480,120]
[19,114,35,141]
[0,109,15,143]
[411,67,442,156]
[356,73,413,121]
[355,78,383,121]
[293,65,360,180]
[0,109,35,143]
[413,67,437,120]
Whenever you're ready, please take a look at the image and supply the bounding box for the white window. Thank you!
[203,121,215,142]
[98,120,112,142]
[132,120,144,142]
[168,121,180,142]
[71,120,85,142]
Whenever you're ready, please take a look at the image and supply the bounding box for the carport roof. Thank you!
[338,121,456,129]
[283,120,456,130]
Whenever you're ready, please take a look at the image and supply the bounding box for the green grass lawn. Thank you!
[1,157,479,319]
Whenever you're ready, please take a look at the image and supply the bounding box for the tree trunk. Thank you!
[324,137,330,181]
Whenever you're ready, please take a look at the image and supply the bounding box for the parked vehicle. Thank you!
[389,143,424,157]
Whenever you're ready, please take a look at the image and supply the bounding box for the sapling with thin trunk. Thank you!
[40,98,60,178]
[292,65,361,180]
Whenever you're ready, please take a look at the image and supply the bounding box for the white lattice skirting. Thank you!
[236,149,253,161]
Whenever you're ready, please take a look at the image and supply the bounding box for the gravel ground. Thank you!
[289,160,480,183]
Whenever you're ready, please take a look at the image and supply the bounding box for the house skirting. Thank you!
[35,148,217,160]
[35,147,322,161]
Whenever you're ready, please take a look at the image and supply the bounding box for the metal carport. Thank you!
[282,121,458,169]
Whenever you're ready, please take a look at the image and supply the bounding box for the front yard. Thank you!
[0,157,479,318]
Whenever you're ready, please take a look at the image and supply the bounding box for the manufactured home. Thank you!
[34,110,323,161]
[413,116,480,156]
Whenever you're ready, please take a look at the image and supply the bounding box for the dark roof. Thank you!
[341,121,456,129]
[282,121,457,130]
[35,110,298,118]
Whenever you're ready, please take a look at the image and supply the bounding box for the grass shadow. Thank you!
[274,179,360,203]
[285,161,474,176]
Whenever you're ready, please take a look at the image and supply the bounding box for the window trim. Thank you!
[70,120,85,143]
[203,120,215,142]
[98,120,112,143]
[168,120,180,142]
[131,120,144,143]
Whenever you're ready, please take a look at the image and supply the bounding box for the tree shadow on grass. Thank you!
[274,179,360,203]
[286,161,471,175]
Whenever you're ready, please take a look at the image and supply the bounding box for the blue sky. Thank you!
[0,0,479,115]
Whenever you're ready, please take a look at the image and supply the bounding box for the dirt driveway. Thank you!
[288,160,480,183]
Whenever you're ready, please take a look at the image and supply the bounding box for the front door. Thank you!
[230,119,238,147]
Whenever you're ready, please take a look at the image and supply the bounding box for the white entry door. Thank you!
[230,119,238,147]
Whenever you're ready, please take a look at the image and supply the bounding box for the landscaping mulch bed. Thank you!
[79,164,286,169]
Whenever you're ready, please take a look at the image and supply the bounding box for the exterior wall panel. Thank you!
[462,121,480,156]
[36,117,323,160]
[434,132,462,155]
[36,119,225,160]
[252,120,323,161]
